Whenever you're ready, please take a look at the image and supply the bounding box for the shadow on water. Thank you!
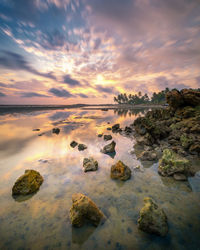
[71,224,97,245]
[12,192,37,202]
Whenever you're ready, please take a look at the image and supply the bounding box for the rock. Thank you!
[69,193,105,227]
[70,141,78,148]
[78,144,87,151]
[138,151,157,161]
[110,160,131,181]
[158,149,190,177]
[104,135,112,141]
[166,89,184,110]
[83,157,98,172]
[98,134,103,137]
[124,126,133,134]
[180,134,193,149]
[101,108,108,111]
[12,170,43,195]
[173,173,187,181]
[32,128,40,131]
[107,127,112,130]
[101,141,116,154]
[112,124,120,132]
[52,128,60,134]
[38,133,45,136]
[138,197,168,236]
[189,143,200,154]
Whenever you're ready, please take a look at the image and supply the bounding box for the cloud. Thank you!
[63,74,81,86]
[0,51,56,79]
[49,88,73,98]
[95,85,116,94]
[78,93,88,98]
[40,29,66,50]
[0,91,6,97]
[21,92,50,98]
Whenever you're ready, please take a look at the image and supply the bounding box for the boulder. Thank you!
[69,193,105,227]
[110,160,131,181]
[112,124,120,132]
[138,151,157,161]
[138,197,168,236]
[12,170,43,195]
[52,128,60,134]
[83,157,98,172]
[101,141,116,154]
[158,149,190,177]
[70,141,78,148]
[78,144,87,151]
[104,135,112,141]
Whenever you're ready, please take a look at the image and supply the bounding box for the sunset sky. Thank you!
[0,0,200,104]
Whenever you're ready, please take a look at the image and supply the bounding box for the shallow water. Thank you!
[0,107,199,250]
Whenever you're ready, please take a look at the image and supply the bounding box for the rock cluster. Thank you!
[69,193,105,227]
[12,170,43,195]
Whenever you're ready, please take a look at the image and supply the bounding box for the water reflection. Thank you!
[0,107,199,250]
[113,108,148,117]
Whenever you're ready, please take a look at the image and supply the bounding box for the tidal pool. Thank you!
[0,107,199,250]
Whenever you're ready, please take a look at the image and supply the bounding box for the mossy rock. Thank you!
[158,149,190,177]
[110,160,131,181]
[180,134,193,149]
[69,193,105,227]
[138,197,168,236]
[12,170,43,195]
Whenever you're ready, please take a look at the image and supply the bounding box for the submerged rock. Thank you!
[69,193,105,227]
[110,160,131,181]
[104,134,112,141]
[12,170,43,195]
[101,140,116,154]
[158,149,190,177]
[78,144,87,151]
[138,197,168,236]
[138,150,157,161]
[70,141,78,148]
[52,128,60,134]
[83,157,98,172]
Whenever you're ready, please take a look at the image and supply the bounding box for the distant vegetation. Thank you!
[113,88,200,105]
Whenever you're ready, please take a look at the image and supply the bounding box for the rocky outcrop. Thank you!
[110,160,131,181]
[83,157,98,172]
[78,144,87,151]
[158,149,190,177]
[52,128,60,134]
[70,141,78,148]
[69,193,105,227]
[104,135,112,141]
[12,170,43,195]
[101,140,116,154]
[166,89,200,110]
[138,197,168,236]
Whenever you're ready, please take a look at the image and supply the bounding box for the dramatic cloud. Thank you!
[63,74,81,86]
[21,92,50,98]
[49,88,73,98]
[0,51,56,79]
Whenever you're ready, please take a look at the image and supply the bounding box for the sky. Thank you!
[0,0,200,105]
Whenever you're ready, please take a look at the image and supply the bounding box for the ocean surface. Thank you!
[0,106,200,250]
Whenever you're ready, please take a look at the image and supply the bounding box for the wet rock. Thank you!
[12,170,43,195]
[52,128,60,134]
[158,149,190,177]
[78,144,87,151]
[173,173,187,181]
[98,134,103,137]
[112,124,120,132]
[104,135,112,141]
[70,141,78,148]
[138,151,157,161]
[69,193,105,227]
[32,128,40,131]
[101,141,116,154]
[110,160,131,181]
[107,127,112,131]
[83,157,98,172]
[138,197,168,236]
